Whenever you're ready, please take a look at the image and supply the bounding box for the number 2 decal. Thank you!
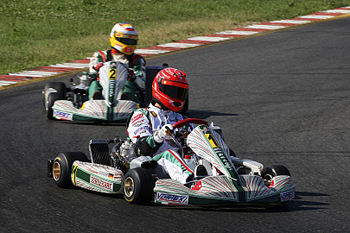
[109,68,116,80]
[205,133,219,148]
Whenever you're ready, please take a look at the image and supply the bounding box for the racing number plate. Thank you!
[205,133,219,148]
[109,68,117,80]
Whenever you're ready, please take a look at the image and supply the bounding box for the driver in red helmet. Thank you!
[127,67,193,184]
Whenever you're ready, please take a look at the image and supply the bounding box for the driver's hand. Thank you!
[127,68,136,81]
[93,62,104,72]
[154,124,173,143]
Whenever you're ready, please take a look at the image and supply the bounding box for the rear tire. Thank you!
[262,165,291,186]
[123,167,155,204]
[52,152,89,188]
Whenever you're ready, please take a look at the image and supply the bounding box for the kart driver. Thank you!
[88,22,146,101]
[127,67,193,184]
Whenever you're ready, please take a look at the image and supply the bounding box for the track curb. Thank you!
[1,6,349,90]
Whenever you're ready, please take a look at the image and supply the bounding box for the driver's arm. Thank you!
[137,136,162,156]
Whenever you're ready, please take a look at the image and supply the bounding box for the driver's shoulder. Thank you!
[127,108,150,128]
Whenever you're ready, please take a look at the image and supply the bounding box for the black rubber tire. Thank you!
[52,152,89,188]
[43,82,67,120]
[46,93,59,120]
[262,165,291,186]
[43,82,67,106]
[123,167,155,204]
[44,82,66,100]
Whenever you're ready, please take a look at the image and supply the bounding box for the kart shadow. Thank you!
[186,109,239,119]
[160,191,330,213]
[46,118,127,126]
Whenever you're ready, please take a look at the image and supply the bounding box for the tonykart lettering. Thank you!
[280,190,294,202]
[90,175,113,191]
[109,80,116,97]
[156,193,189,204]
[214,148,234,171]
[53,110,73,121]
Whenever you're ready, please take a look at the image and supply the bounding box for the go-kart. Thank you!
[47,118,295,206]
[42,62,188,122]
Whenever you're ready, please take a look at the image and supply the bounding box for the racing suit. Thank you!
[127,103,194,184]
[88,49,146,101]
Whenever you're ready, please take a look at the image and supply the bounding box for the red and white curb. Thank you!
[1,6,349,88]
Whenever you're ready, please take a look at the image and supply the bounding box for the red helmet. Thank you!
[152,67,188,112]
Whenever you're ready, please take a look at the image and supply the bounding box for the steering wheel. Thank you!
[172,118,208,129]
[166,118,208,159]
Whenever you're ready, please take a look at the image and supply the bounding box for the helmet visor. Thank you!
[116,37,138,45]
[159,82,188,101]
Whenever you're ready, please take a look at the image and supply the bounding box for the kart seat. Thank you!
[194,159,212,178]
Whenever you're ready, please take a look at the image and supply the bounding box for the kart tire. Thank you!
[46,93,59,120]
[52,152,89,188]
[123,167,155,204]
[262,165,291,186]
[44,82,66,100]
[43,82,66,106]
[44,82,66,120]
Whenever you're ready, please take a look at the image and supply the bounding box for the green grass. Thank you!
[1,0,349,75]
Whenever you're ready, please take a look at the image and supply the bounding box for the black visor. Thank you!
[159,83,188,101]
[116,37,138,45]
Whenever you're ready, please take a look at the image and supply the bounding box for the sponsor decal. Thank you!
[150,111,157,117]
[98,171,115,180]
[131,113,143,124]
[134,126,149,135]
[90,175,113,191]
[280,190,294,202]
[125,47,133,53]
[133,118,147,127]
[53,110,73,121]
[156,192,189,204]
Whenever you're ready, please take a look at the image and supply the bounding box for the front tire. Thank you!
[43,82,67,120]
[52,152,89,188]
[262,165,291,186]
[123,167,155,204]
[46,93,59,120]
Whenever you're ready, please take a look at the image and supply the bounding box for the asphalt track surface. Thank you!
[1,16,350,232]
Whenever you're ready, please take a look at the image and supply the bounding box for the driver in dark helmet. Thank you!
[127,67,193,184]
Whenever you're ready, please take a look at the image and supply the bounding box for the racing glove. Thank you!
[93,62,104,71]
[153,124,173,143]
[128,68,136,81]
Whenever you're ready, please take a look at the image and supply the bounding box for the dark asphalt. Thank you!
[1,16,350,232]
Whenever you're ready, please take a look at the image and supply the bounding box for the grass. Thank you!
[1,0,349,75]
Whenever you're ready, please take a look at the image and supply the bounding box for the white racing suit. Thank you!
[88,49,146,100]
[127,103,193,184]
